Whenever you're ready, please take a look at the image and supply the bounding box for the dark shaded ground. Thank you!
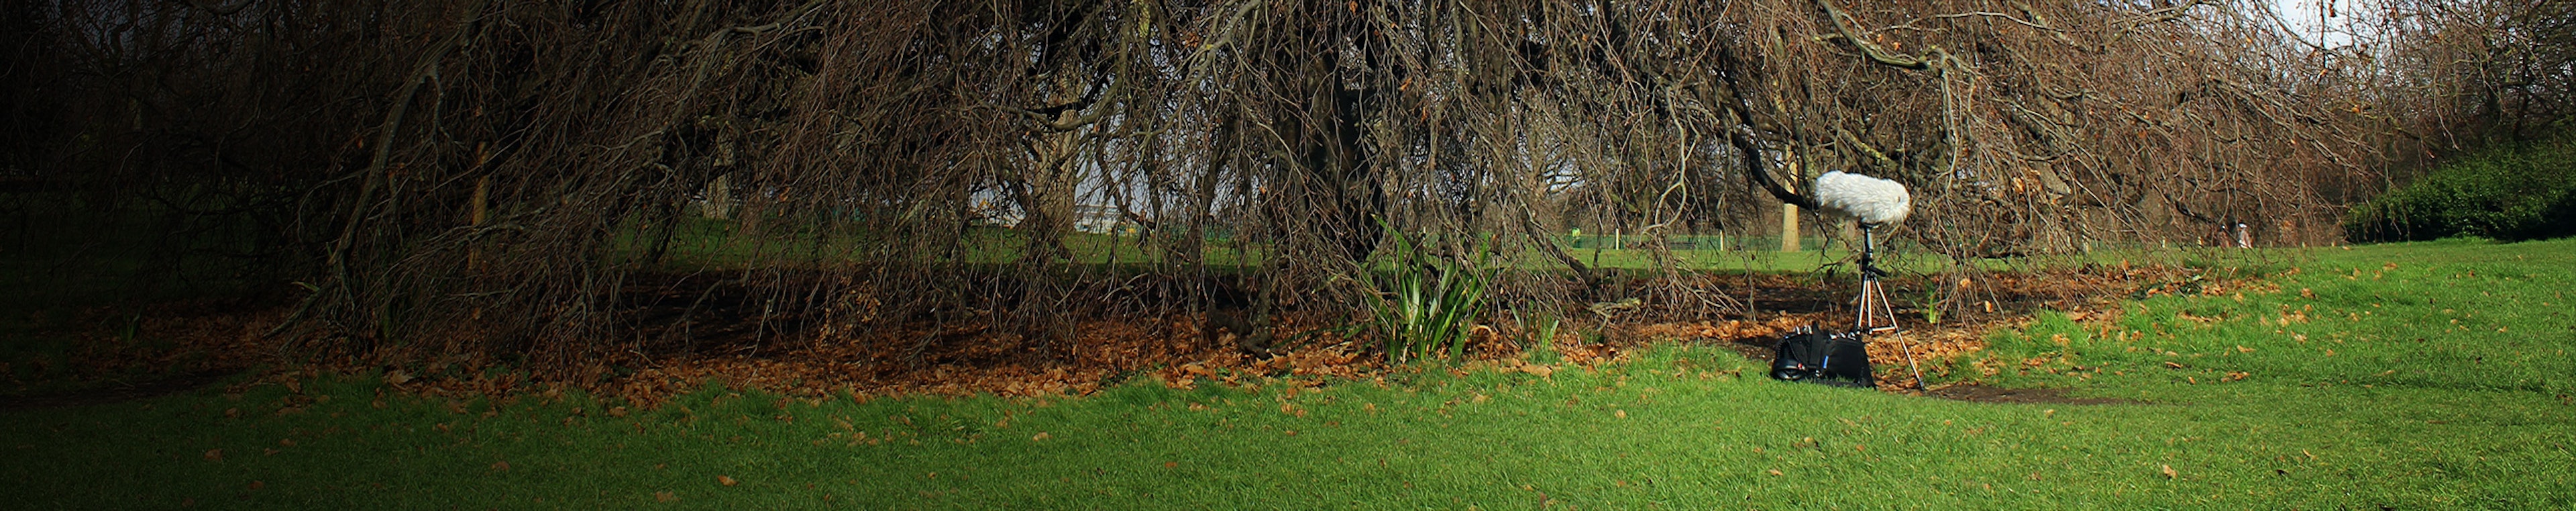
[0,261,2203,405]
[0,367,243,412]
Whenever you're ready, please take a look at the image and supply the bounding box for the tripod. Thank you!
[1853,223,1926,389]
[1853,224,1898,333]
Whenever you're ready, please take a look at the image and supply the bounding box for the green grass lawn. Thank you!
[3,238,2571,509]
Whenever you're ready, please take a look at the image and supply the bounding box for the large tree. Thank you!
[4,0,2424,369]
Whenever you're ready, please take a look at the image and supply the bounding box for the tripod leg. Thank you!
[1873,280,1898,332]
[1855,277,1897,332]
[1898,332,1927,391]
[1853,277,1874,331]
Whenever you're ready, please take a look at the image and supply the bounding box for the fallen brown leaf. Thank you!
[717,475,737,487]
[2160,464,2178,479]
[654,491,678,502]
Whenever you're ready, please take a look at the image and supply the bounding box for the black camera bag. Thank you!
[1768,326,1874,387]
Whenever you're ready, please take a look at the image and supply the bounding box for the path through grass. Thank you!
[2,239,2570,508]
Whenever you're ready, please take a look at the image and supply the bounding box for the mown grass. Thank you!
[3,238,2571,509]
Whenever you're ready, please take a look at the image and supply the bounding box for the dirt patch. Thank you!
[1,301,283,410]
[1623,261,2210,392]
[1924,383,2139,405]
[1625,312,2010,393]
[0,367,245,412]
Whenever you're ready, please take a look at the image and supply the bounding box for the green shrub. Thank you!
[2345,134,2576,242]
[1365,220,1493,363]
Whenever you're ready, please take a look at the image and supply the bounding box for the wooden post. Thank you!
[1782,203,1801,252]
[470,177,488,226]
[468,143,490,272]
[1781,158,1802,252]
[704,174,733,220]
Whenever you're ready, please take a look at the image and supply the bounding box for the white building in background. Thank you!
[1069,203,1136,234]
[970,199,1139,236]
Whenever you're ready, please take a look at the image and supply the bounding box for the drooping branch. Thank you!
[1814,0,1930,71]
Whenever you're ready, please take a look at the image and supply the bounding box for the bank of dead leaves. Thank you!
[0,301,283,398]
[21,262,2225,407]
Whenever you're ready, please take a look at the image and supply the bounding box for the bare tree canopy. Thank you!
[7,0,2538,371]
[2334,0,2575,169]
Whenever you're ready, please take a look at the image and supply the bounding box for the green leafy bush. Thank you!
[2345,134,2576,242]
[1366,220,1493,363]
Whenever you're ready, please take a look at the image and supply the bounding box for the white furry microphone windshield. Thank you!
[1812,171,1911,226]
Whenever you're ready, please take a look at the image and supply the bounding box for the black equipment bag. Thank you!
[1769,326,1874,387]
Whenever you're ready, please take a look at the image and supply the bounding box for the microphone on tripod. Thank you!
[1809,171,1926,389]
[1813,171,1912,227]
[1811,171,1912,332]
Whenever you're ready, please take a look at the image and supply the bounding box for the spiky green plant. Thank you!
[1519,308,1564,365]
[1366,220,1493,364]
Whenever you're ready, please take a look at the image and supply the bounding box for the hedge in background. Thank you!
[2346,133,2576,242]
